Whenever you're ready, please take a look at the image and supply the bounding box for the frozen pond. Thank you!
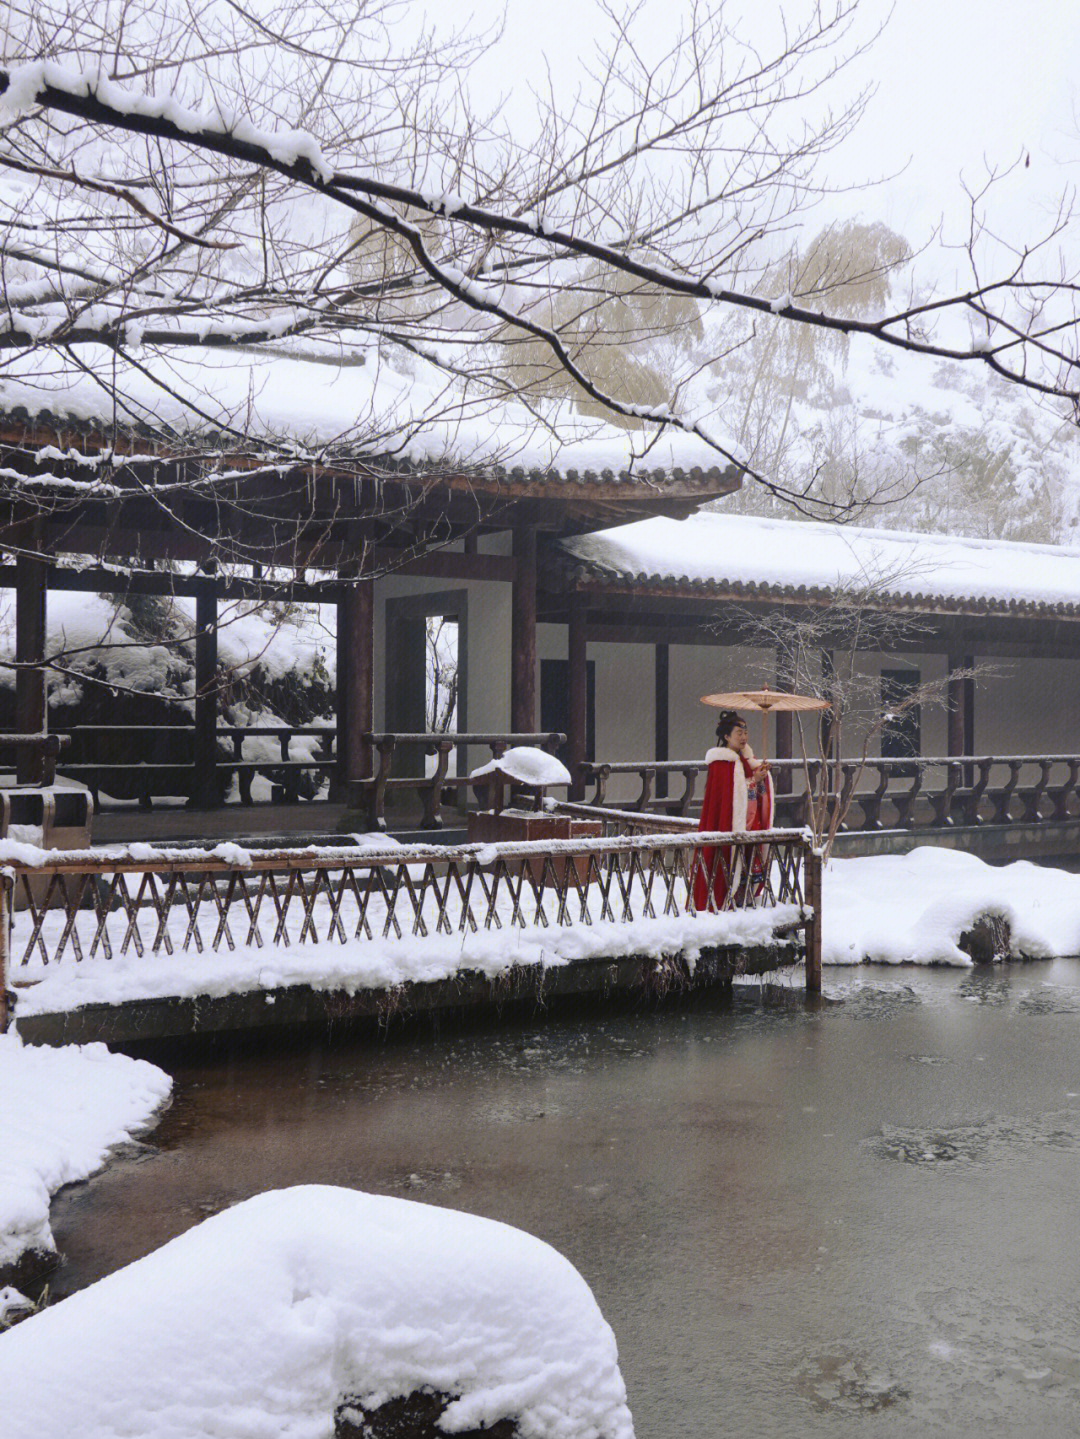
[48,960,1080,1438]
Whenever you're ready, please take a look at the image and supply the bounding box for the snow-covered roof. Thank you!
[558,512,1080,615]
[0,344,740,497]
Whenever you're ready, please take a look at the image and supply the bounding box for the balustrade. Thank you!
[43,725,567,822]
[51,724,335,809]
[360,732,566,829]
[579,755,1080,832]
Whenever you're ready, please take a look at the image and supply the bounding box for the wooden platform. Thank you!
[13,944,802,1047]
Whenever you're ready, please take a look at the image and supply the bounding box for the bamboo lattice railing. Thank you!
[0,828,821,1028]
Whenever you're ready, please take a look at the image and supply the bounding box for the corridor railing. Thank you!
[44,727,566,821]
[50,723,336,809]
[359,731,566,828]
[580,755,1080,831]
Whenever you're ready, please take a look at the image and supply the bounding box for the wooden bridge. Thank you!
[0,825,820,1045]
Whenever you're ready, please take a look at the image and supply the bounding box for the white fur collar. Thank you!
[705,745,756,764]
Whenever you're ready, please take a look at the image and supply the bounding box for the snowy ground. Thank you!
[0,1034,171,1272]
[10,894,801,1017]
[0,1185,634,1439]
[823,847,1080,966]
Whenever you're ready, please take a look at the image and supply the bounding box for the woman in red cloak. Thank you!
[693,708,774,912]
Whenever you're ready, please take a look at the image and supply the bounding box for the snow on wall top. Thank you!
[0,1185,635,1439]
[560,511,1080,612]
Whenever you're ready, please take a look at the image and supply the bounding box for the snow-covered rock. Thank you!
[822,847,1080,966]
[470,746,572,789]
[0,1185,635,1439]
[0,1034,171,1271]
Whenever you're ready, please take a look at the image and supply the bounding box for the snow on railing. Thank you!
[0,827,821,1027]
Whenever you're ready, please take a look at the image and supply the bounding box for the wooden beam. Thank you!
[512,527,538,733]
[390,548,515,583]
[14,553,46,783]
[0,545,516,591]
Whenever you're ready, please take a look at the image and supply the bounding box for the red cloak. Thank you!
[693,745,774,912]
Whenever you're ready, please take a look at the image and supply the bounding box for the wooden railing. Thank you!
[360,732,567,829]
[44,726,565,821]
[0,732,69,786]
[51,723,336,808]
[0,828,821,1029]
[580,755,1080,831]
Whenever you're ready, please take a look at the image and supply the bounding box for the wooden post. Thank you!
[805,845,822,994]
[963,653,975,778]
[511,527,537,734]
[947,652,965,759]
[15,553,47,784]
[819,649,836,757]
[568,593,587,801]
[774,644,795,795]
[655,641,669,801]
[192,573,219,808]
[337,578,375,817]
[0,870,9,1033]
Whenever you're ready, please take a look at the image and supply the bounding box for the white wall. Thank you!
[373,572,512,735]
[669,643,776,761]
[973,658,1080,755]
[372,580,1080,784]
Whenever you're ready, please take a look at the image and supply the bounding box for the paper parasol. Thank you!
[700,686,831,761]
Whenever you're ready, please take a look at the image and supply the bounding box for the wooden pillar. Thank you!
[963,654,975,758]
[805,845,823,995]
[947,652,965,758]
[568,593,587,800]
[15,554,47,783]
[511,527,537,734]
[336,578,375,808]
[820,649,836,757]
[655,641,669,800]
[774,643,795,794]
[192,574,219,808]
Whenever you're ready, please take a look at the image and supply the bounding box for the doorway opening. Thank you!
[385,590,468,779]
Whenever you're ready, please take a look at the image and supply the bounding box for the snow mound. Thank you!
[0,1185,635,1439]
[471,746,572,788]
[822,847,1080,966]
[0,1035,171,1269]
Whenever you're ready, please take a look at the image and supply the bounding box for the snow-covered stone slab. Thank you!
[11,905,801,1018]
[0,1034,171,1272]
[0,1185,635,1439]
[470,746,573,789]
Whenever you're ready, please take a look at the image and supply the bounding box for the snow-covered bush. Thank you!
[0,1186,635,1439]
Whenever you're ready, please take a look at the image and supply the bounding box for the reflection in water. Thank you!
[46,958,1080,1439]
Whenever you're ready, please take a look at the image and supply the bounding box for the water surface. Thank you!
[49,961,1080,1438]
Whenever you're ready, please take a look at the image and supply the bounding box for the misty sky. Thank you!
[471,0,1080,263]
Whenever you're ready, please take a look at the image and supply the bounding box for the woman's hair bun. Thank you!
[714,708,743,743]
